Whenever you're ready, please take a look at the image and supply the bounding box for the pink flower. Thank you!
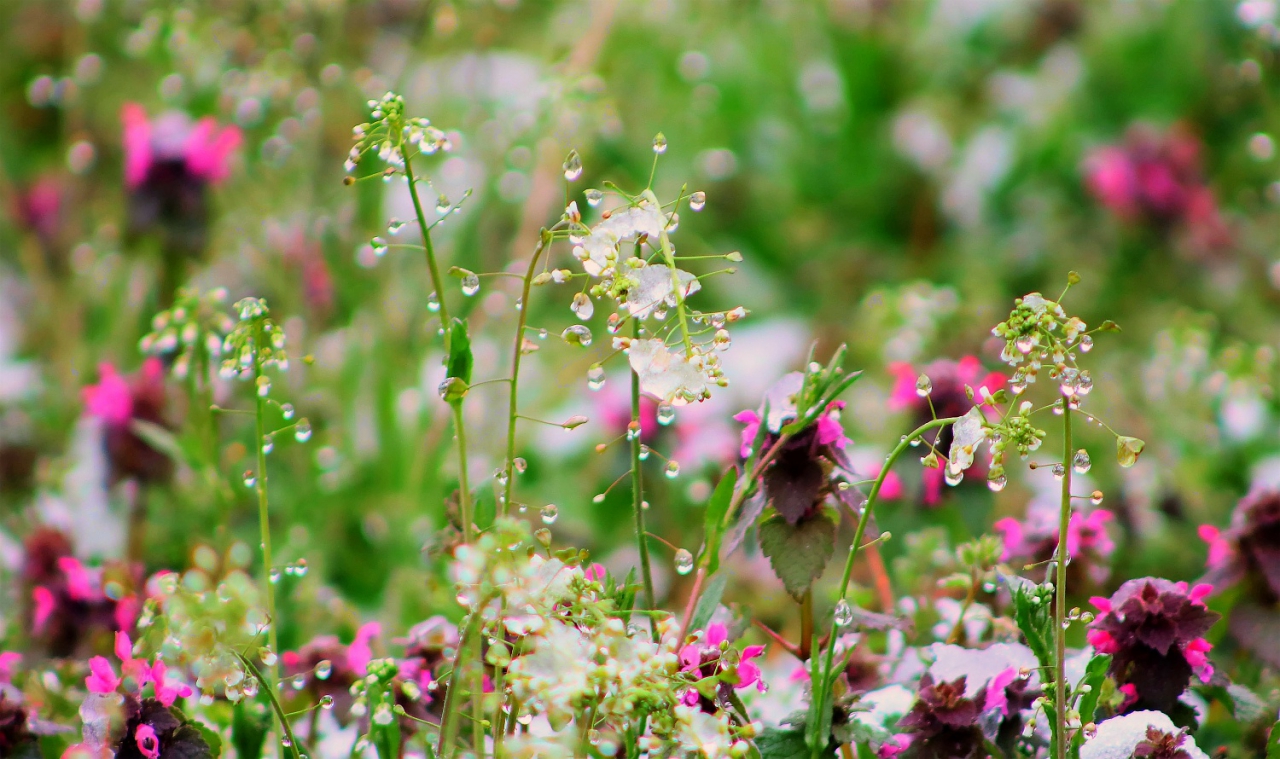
[584,564,606,583]
[1084,146,1139,218]
[982,667,1020,715]
[814,402,851,450]
[82,364,133,426]
[0,652,20,683]
[115,595,140,632]
[347,621,382,676]
[150,660,192,707]
[1085,629,1118,654]
[1089,596,1112,614]
[993,517,1024,562]
[733,410,760,459]
[878,734,911,758]
[121,104,240,188]
[679,623,768,707]
[31,586,55,633]
[135,724,160,759]
[85,656,120,694]
[1118,683,1139,710]
[1197,524,1232,569]
[58,557,96,601]
[1182,637,1213,683]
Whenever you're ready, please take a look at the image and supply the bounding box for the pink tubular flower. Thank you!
[134,724,160,759]
[82,364,133,426]
[1197,524,1232,569]
[150,660,192,707]
[0,652,20,683]
[31,587,55,633]
[347,621,382,676]
[58,557,97,601]
[733,410,761,459]
[1182,637,1214,683]
[982,667,1020,716]
[85,657,120,694]
[878,734,911,758]
[679,623,768,711]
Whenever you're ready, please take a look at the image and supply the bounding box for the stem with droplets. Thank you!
[1054,399,1073,759]
[631,318,657,632]
[251,320,283,754]
[501,230,550,517]
[403,154,450,327]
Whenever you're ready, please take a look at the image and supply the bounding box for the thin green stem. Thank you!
[450,403,474,543]
[799,588,814,660]
[438,610,483,756]
[811,416,959,759]
[502,231,549,516]
[469,631,484,758]
[235,652,302,759]
[630,319,657,636]
[251,322,280,691]
[403,156,450,326]
[657,232,693,355]
[1054,401,1073,759]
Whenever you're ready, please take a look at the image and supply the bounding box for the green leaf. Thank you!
[1070,653,1112,756]
[701,467,739,575]
[474,495,495,530]
[194,720,224,758]
[757,726,837,759]
[230,700,270,759]
[1202,682,1270,725]
[1097,320,1122,333]
[446,317,473,384]
[1268,719,1280,759]
[759,513,836,601]
[688,571,728,635]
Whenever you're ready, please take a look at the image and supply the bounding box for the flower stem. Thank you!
[450,402,474,544]
[811,416,958,759]
[251,320,280,691]
[799,587,814,660]
[1054,401,1073,759]
[235,652,303,759]
[657,232,693,356]
[438,610,483,756]
[501,231,549,517]
[630,319,657,627]
[403,155,450,326]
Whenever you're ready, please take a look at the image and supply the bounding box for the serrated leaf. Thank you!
[689,571,728,635]
[1003,573,1053,669]
[446,318,472,384]
[1202,682,1270,725]
[759,513,836,601]
[757,726,837,759]
[195,721,224,758]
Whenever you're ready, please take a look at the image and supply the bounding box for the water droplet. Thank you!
[281,737,293,747]
[1015,335,1034,354]
[243,470,257,488]
[944,468,964,486]
[916,374,933,397]
[387,218,405,235]
[1076,371,1093,396]
[295,418,312,443]
[242,677,259,697]
[1090,490,1104,505]
[571,292,594,320]
[1078,335,1094,353]
[585,188,604,207]
[461,273,480,297]
[269,568,282,584]
[665,460,680,478]
[514,457,528,474]
[256,375,271,397]
[291,674,306,691]
[561,325,592,347]
[689,191,706,211]
[563,150,583,182]
[833,599,853,627]
[652,133,668,154]
[319,694,334,709]
[259,647,278,666]
[638,445,651,461]
[1073,449,1091,474]
[674,548,693,575]
[427,292,441,313]
[541,504,559,524]
[656,403,676,426]
[1051,462,1066,480]
[293,558,308,576]
[262,436,274,455]
[587,364,606,391]
[988,474,1007,492]
[436,195,450,214]
[281,403,295,420]
[315,660,332,680]
[627,421,641,441]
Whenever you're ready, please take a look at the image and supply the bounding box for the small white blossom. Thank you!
[947,406,986,476]
[628,339,712,405]
[622,264,701,319]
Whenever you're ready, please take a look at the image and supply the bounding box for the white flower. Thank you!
[574,194,670,278]
[674,705,737,758]
[947,406,986,476]
[628,339,712,405]
[622,264,700,319]
[507,621,596,731]
[574,228,621,277]
[1080,711,1208,759]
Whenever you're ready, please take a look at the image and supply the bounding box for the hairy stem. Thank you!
[630,319,657,625]
[502,231,549,517]
[403,155,450,326]
[1054,402,1073,759]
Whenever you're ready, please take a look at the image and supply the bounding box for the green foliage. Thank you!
[759,512,836,601]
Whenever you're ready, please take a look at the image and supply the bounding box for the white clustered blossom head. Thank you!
[573,192,668,278]
[627,338,714,405]
[671,706,742,758]
[621,264,701,319]
[947,406,987,477]
[1079,711,1209,759]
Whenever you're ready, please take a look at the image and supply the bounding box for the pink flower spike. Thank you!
[1189,583,1213,605]
[115,631,134,663]
[150,660,191,707]
[135,724,160,759]
[32,586,55,633]
[705,623,727,648]
[82,364,133,426]
[0,652,20,683]
[58,557,96,600]
[86,656,120,694]
[1088,596,1111,613]
[347,621,382,676]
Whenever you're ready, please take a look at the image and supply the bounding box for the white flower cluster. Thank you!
[991,291,1095,398]
[561,183,747,408]
[344,91,451,176]
[138,286,235,380]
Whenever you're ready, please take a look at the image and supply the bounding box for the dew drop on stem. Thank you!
[674,548,693,575]
[541,504,559,524]
[833,599,853,627]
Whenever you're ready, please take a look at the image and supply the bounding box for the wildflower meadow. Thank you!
[5,2,1280,758]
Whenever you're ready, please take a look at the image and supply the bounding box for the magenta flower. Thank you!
[346,621,383,676]
[82,359,172,485]
[122,104,239,189]
[1198,489,1280,601]
[0,652,19,684]
[994,509,1115,585]
[133,724,160,759]
[85,657,120,695]
[678,623,767,712]
[1087,578,1220,716]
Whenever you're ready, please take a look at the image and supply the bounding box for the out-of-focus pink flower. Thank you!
[347,622,382,676]
[121,104,240,188]
[85,657,120,694]
[149,660,192,707]
[82,359,172,485]
[0,652,20,684]
[31,587,55,633]
[878,734,911,758]
[678,623,767,709]
[134,724,160,759]
[584,563,606,583]
[1198,524,1232,569]
[82,364,133,426]
[982,667,1020,715]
